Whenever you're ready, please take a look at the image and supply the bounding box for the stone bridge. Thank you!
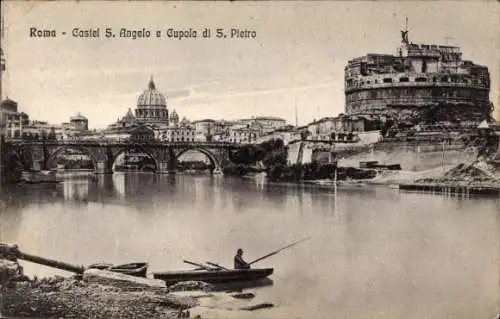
[1,139,240,175]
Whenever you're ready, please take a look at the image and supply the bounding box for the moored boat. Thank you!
[20,170,62,184]
[152,268,274,285]
[88,262,148,277]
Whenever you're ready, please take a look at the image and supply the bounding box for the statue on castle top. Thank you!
[401,30,409,44]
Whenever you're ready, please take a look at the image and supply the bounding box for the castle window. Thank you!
[415,77,427,82]
[399,77,409,82]
[383,78,393,83]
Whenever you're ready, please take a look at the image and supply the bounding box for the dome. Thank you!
[122,108,135,121]
[70,112,87,122]
[1,97,18,112]
[170,109,179,120]
[137,77,167,109]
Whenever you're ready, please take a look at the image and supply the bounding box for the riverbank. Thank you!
[0,246,275,319]
[1,265,276,318]
[2,275,195,318]
[242,160,500,195]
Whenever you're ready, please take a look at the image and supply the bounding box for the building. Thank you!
[135,77,169,125]
[256,125,297,145]
[129,125,155,142]
[169,110,179,127]
[161,126,196,142]
[102,127,131,141]
[69,112,88,131]
[227,124,260,144]
[344,25,492,125]
[22,120,55,139]
[306,117,344,139]
[108,108,138,130]
[192,119,217,137]
[238,116,287,134]
[0,98,29,138]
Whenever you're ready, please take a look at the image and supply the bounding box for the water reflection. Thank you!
[0,173,498,319]
[63,180,89,201]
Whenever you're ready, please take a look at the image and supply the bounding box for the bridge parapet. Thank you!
[6,139,240,149]
[3,139,237,176]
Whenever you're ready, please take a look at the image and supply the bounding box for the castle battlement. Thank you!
[344,25,492,124]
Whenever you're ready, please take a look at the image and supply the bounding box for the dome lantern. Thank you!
[148,76,156,90]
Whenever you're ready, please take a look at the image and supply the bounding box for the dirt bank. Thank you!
[415,159,500,187]
[2,275,196,318]
[1,254,275,319]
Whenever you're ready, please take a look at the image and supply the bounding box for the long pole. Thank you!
[19,251,85,274]
[183,260,214,271]
[441,140,445,171]
[248,237,311,266]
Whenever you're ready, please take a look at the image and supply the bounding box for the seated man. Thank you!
[234,248,250,269]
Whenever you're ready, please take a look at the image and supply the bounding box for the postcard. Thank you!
[0,1,499,318]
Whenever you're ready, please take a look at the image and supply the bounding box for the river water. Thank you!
[0,173,499,318]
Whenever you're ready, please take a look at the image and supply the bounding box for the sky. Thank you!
[2,1,499,129]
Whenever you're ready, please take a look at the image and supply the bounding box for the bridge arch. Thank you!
[46,146,97,169]
[175,147,221,171]
[111,146,160,172]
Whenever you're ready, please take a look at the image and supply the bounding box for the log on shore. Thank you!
[239,302,274,311]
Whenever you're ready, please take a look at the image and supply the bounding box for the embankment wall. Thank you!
[338,142,476,171]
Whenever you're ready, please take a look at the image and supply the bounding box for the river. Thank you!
[0,173,499,318]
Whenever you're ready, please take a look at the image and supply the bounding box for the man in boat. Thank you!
[234,248,250,269]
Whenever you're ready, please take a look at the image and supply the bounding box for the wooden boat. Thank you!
[20,170,62,184]
[88,262,148,277]
[152,268,274,285]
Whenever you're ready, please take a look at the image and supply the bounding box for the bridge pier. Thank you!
[212,167,224,175]
[95,160,113,174]
[32,160,42,172]
[157,161,176,174]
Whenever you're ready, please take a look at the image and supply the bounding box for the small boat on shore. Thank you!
[20,170,62,184]
[152,268,274,285]
[88,262,148,277]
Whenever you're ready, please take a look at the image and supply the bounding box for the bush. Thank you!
[229,138,287,169]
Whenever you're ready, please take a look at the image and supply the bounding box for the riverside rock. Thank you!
[83,268,166,290]
[0,259,23,285]
[169,281,215,292]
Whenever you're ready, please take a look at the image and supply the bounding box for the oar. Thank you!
[183,260,215,271]
[206,261,229,271]
[248,237,312,266]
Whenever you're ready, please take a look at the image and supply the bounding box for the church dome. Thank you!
[1,97,18,112]
[70,112,87,122]
[122,108,135,121]
[137,77,167,109]
[170,109,179,120]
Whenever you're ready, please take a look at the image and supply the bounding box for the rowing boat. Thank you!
[152,268,273,285]
[88,262,148,277]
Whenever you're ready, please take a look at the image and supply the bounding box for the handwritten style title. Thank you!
[29,27,257,40]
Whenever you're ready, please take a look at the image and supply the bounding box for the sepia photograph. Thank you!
[0,1,499,318]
